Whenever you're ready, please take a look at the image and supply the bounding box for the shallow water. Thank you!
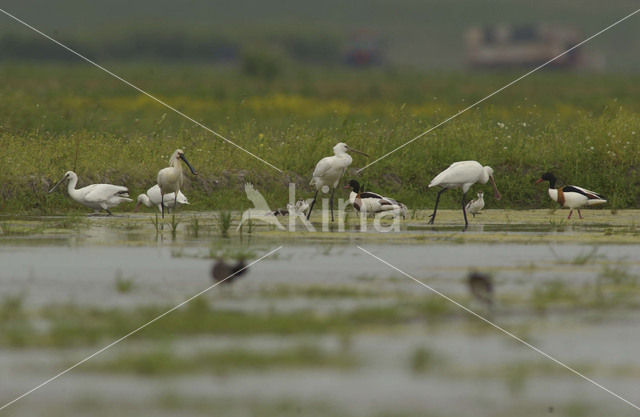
[1,210,640,417]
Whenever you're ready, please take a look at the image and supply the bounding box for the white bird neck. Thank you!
[169,155,183,170]
[334,152,352,167]
[67,174,79,195]
[139,195,153,207]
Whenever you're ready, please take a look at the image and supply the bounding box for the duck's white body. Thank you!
[547,187,606,209]
[49,171,131,214]
[136,185,189,213]
[347,188,407,218]
[465,192,484,217]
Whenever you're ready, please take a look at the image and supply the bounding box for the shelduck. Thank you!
[535,172,606,219]
[345,180,407,218]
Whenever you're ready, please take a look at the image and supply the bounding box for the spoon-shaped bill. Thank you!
[346,146,368,157]
[180,154,198,175]
[489,176,501,200]
[48,174,67,193]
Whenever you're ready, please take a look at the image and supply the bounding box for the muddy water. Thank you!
[1,211,640,417]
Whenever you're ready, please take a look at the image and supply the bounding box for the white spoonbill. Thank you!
[157,149,197,218]
[465,192,485,217]
[344,180,407,218]
[535,172,606,219]
[48,171,132,215]
[307,142,368,221]
[428,161,501,227]
[135,184,189,213]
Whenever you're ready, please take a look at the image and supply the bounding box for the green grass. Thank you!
[85,345,356,376]
[1,64,640,214]
[0,295,456,348]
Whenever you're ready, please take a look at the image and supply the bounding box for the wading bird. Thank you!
[465,192,485,217]
[467,271,493,309]
[345,180,407,218]
[272,199,313,217]
[48,171,132,215]
[307,143,368,221]
[535,172,606,219]
[135,184,189,213]
[211,258,248,285]
[428,161,501,228]
[157,149,197,218]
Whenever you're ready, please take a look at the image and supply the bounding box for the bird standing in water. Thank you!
[308,142,368,221]
[428,161,501,228]
[157,149,197,218]
[467,271,494,309]
[211,259,248,285]
[535,172,606,219]
[465,192,484,217]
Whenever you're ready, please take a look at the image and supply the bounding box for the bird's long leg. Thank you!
[329,187,335,222]
[461,192,469,229]
[578,209,583,219]
[567,210,573,219]
[428,188,447,224]
[306,190,319,220]
[161,193,165,219]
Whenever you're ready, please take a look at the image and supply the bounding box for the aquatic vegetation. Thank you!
[187,216,200,237]
[218,211,232,238]
[83,344,357,376]
[409,346,437,374]
[114,270,136,294]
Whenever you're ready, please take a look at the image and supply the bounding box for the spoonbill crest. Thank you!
[428,161,501,228]
[307,142,368,221]
[135,184,189,213]
[157,149,197,218]
[48,171,132,215]
[345,180,407,218]
[535,172,606,219]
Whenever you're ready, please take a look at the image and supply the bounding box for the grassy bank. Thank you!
[1,64,639,214]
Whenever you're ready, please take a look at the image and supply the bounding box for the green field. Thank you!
[1,63,639,214]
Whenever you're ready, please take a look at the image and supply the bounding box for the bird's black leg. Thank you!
[461,192,469,229]
[428,188,447,224]
[106,209,113,216]
[306,190,319,220]
[329,187,335,222]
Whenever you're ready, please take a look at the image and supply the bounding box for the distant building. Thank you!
[465,24,584,69]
